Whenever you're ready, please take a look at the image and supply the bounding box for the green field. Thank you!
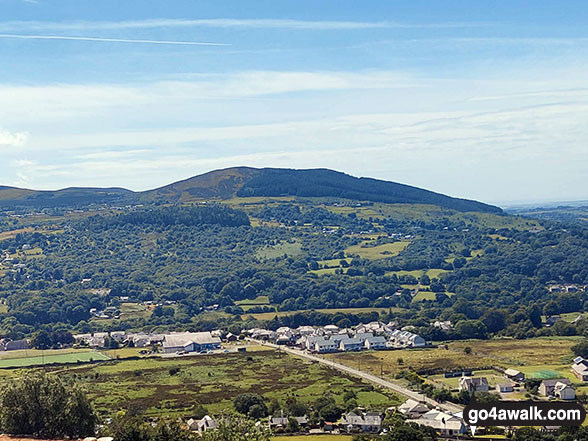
[235,296,270,306]
[44,349,399,419]
[345,241,410,260]
[235,296,273,311]
[448,336,580,366]
[317,257,353,267]
[322,202,539,230]
[385,268,450,280]
[256,240,303,259]
[91,302,153,327]
[0,349,109,368]
[429,369,508,390]
[309,267,348,276]
[245,307,401,321]
[120,302,152,319]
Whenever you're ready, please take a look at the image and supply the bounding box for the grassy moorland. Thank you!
[326,346,497,379]
[36,349,401,419]
[448,336,580,366]
[325,337,580,388]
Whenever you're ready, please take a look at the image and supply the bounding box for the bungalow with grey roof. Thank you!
[341,411,383,433]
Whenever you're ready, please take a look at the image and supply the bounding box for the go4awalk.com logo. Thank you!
[463,400,586,436]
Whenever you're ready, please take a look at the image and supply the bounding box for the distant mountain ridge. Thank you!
[0,167,502,214]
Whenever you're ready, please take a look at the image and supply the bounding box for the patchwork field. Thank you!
[36,349,400,419]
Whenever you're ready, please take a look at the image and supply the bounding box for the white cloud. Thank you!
[0,129,28,148]
[0,33,229,46]
[0,70,421,125]
[1,68,587,202]
[0,18,487,33]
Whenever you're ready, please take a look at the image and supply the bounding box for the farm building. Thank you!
[504,368,525,382]
[162,332,221,354]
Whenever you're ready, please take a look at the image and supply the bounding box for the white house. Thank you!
[341,412,383,433]
[397,399,429,418]
[195,416,217,434]
[459,376,489,393]
[339,337,363,352]
[411,410,467,436]
[539,379,575,400]
[364,335,387,350]
[314,338,339,353]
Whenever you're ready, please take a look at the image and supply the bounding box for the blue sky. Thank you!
[1,1,587,205]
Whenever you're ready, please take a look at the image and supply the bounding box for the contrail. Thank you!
[0,33,230,46]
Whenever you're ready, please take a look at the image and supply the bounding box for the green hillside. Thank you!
[0,167,502,214]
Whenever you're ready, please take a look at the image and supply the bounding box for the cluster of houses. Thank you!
[547,283,586,293]
[73,331,222,354]
[398,400,467,436]
[455,368,577,401]
[246,321,426,354]
[431,320,453,331]
[187,410,385,436]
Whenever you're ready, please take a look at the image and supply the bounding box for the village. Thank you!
[1,320,587,439]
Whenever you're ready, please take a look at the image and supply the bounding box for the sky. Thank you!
[1,1,588,206]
